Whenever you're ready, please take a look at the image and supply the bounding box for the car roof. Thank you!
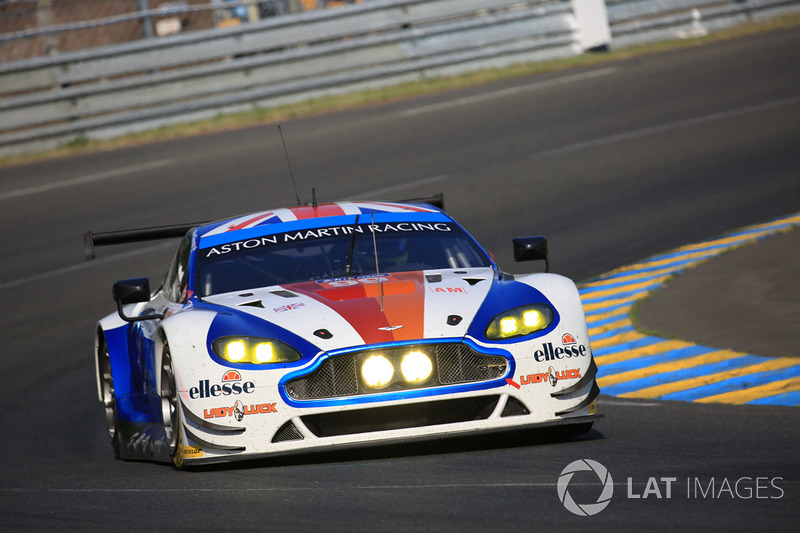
[195,201,450,246]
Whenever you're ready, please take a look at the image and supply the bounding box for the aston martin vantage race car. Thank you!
[87,195,600,467]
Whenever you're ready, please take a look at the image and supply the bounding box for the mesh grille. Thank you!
[501,397,530,417]
[285,344,508,401]
[436,344,508,385]
[286,354,358,400]
[271,422,304,443]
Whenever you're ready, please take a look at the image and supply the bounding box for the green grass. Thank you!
[2,14,799,168]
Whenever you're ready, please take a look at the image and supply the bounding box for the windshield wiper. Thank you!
[344,214,360,276]
[370,212,384,311]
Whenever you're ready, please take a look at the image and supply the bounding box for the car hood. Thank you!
[201,268,495,352]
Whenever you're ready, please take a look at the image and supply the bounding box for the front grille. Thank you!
[285,354,358,400]
[435,344,508,385]
[285,343,508,401]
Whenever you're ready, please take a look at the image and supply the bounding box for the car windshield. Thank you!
[196,221,491,296]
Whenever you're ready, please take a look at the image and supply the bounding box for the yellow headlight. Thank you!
[485,304,554,340]
[400,351,433,383]
[500,317,518,335]
[523,309,546,329]
[212,337,301,364]
[361,355,394,388]
[254,342,274,363]
[226,340,246,362]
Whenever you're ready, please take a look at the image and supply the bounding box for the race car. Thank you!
[86,195,600,467]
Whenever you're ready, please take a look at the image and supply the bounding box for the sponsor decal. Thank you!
[181,445,204,459]
[519,367,582,387]
[222,370,241,381]
[533,334,588,362]
[204,222,454,257]
[179,287,194,304]
[317,275,387,288]
[428,286,466,293]
[188,372,255,399]
[378,325,404,331]
[203,401,278,420]
[273,302,305,312]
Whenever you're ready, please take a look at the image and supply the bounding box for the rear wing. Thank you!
[83,193,444,260]
[83,222,204,260]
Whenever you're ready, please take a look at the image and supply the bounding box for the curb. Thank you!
[578,212,800,406]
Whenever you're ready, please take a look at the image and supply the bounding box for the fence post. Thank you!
[138,0,154,39]
[36,0,59,55]
[571,0,611,51]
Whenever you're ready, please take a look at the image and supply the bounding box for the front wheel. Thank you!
[99,338,120,457]
[160,342,182,466]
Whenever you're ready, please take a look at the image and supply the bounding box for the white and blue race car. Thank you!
[87,196,600,467]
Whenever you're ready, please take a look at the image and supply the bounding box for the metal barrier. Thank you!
[0,0,797,158]
[0,0,578,157]
[608,0,800,47]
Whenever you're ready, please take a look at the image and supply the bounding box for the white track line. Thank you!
[340,174,451,200]
[395,68,618,117]
[0,241,176,292]
[528,95,800,159]
[0,159,174,201]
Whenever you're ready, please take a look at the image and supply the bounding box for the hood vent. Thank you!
[271,290,299,298]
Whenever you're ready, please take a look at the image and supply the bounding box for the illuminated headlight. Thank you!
[485,304,554,340]
[212,337,301,364]
[361,355,394,388]
[400,351,433,384]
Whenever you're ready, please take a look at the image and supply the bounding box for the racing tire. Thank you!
[160,342,182,467]
[99,337,120,457]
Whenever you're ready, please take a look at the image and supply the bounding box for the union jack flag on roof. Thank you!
[200,201,440,238]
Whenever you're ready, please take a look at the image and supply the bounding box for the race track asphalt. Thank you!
[638,222,799,359]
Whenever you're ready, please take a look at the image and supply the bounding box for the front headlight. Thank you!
[359,349,435,389]
[212,336,301,364]
[485,304,554,340]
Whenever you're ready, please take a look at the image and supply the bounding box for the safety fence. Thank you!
[0,2,359,63]
[0,0,797,157]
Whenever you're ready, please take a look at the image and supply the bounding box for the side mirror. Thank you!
[112,278,163,322]
[512,236,550,272]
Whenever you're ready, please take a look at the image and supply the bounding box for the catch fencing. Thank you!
[0,0,797,157]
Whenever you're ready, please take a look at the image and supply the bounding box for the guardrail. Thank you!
[608,0,800,47]
[0,0,797,158]
[0,0,580,157]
